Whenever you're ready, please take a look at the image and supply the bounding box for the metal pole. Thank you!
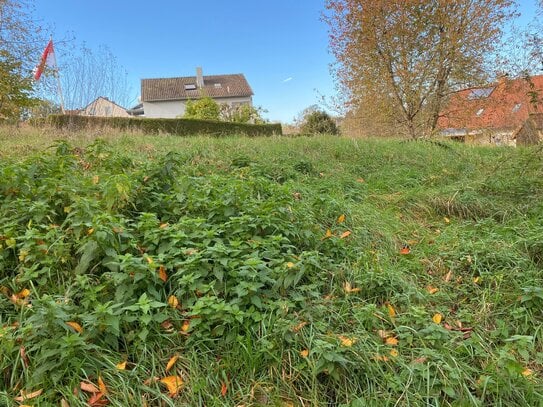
[50,37,66,114]
[53,68,66,114]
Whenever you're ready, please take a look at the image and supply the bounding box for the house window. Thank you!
[512,103,522,112]
[476,108,484,116]
[184,84,197,90]
[468,88,494,99]
[214,83,222,88]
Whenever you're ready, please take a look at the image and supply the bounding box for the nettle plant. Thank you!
[0,140,351,387]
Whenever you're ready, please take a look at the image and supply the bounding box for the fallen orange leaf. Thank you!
[292,321,307,332]
[116,361,127,370]
[14,388,43,402]
[181,320,190,332]
[432,313,443,324]
[337,214,346,224]
[426,286,439,295]
[340,231,351,239]
[160,375,184,398]
[167,295,179,309]
[98,375,107,395]
[80,381,100,393]
[373,354,389,362]
[17,288,30,298]
[356,178,365,183]
[66,321,83,333]
[286,262,295,268]
[165,355,179,372]
[322,229,333,240]
[220,381,228,397]
[399,245,411,255]
[338,335,356,347]
[300,349,309,358]
[387,303,396,318]
[343,282,361,294]
[522,368,534,377]
[159,223,169,229]
[88,392,108,406]
[385,337,399,346]
[389,349,399,357]
[158,265,168,282]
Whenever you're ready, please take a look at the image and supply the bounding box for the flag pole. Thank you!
[50,37,66,114]
[53,67,66,114]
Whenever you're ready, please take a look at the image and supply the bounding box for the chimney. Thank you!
[196,67,204,88]
[497,72,509,85]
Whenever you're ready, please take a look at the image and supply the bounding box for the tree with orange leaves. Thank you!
[324,0,515,138]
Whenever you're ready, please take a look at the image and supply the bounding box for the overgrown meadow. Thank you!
[1,128,543,406]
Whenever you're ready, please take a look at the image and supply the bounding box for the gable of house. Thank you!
[438,75,543,133]
[82,97,129,117]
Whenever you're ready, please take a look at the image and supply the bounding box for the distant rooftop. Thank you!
[141,72,253,102]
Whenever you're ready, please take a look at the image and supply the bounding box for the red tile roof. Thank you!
[438,74,543,131]
[141,74,253,102]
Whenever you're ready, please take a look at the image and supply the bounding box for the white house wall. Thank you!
[143,96,253,118]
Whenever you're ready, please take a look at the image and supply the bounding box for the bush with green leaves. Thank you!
[301,110,339,135]
[183,96,220,121]
[220,103,266,124]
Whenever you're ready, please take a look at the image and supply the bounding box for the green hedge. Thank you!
[45,115,282,137]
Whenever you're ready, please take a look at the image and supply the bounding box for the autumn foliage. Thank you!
[324,0,515,138]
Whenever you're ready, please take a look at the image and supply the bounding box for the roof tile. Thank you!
[438,74,543,131]
[141,74,253,102]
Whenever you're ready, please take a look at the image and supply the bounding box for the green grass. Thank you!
[1,126,543,406]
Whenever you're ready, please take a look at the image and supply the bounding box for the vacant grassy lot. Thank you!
[1,127,542,406]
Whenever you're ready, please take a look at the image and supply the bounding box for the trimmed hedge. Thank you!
[45,115,282,137]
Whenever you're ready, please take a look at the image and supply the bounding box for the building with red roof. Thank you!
[438,74,543,146]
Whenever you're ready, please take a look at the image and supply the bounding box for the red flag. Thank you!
[34,39,55,81]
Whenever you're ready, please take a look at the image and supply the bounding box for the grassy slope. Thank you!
[1,127,543,406]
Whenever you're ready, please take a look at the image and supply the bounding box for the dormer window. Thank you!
[214,83,222,88]
[468,88,494,100]
[476,108,484,116]
[184,84,197,90]
[512,103,522,113]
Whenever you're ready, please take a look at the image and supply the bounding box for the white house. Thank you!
[140,67,254,118]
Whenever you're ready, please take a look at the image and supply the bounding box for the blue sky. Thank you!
[34,0,335,123]
[34,1,539,123]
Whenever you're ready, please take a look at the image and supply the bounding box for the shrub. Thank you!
[183,97,220,120]
[220,104,266,124]
[301,110,339,135]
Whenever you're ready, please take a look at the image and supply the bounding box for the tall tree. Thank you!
[0,49,34,119]
[0,0,46,119]
[324,0,515,138]
[0,0,44,68]
[59,44,133,110]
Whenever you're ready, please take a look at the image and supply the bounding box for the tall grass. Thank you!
[0,126,542,405]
